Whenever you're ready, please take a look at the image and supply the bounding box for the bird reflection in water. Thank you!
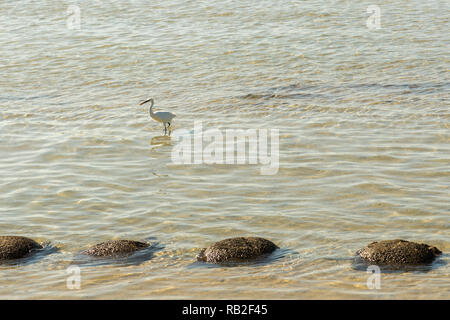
[150,135,171,147]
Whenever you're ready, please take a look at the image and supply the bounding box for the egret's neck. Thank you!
[148,99,155,118]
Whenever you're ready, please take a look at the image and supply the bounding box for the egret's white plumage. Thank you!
[139,98,176,134]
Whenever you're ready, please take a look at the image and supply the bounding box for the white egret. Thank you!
[139,98,176,135]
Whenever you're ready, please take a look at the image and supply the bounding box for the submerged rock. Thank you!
[0,236,43,260]
[197,237,279,263]
[357,239,442,266]
[83,240,150,257]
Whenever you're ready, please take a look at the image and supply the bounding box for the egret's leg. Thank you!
[164,123,168,135]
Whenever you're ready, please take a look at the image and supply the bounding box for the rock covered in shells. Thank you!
[357,239,441,266]
[197,237,279,263]
[82,240,150,257]
[0,236,43,260]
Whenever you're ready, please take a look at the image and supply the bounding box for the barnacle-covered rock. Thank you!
[0,236,43,260]
[197,237,278,263]
[83,240,150,257]
[357,239,441,266]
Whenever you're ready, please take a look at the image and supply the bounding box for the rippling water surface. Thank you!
[0,0,449,299]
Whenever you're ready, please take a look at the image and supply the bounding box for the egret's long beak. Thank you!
[139,98,152,105]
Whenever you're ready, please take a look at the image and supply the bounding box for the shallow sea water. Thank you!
[0,0,449,299]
